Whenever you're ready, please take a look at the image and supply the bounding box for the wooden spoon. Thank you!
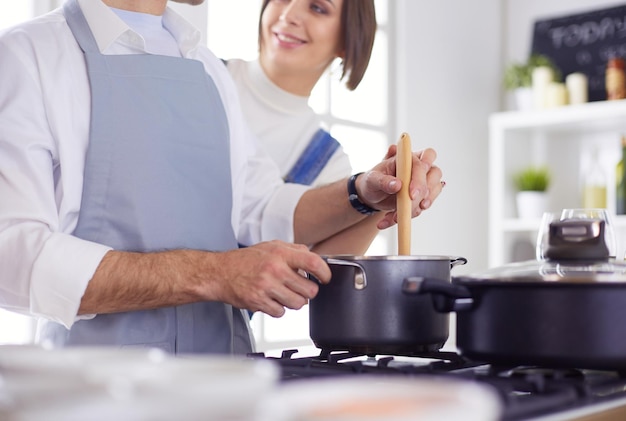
[397,133,412,255]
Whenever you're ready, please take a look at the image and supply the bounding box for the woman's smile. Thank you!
[260,0,343,95]
[273,31,306,47]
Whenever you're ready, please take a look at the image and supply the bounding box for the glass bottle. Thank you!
[583,147,607,209]
[616,136,626,215]
[606,57,626,100]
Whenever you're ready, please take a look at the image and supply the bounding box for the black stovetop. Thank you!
[249,348,626,421]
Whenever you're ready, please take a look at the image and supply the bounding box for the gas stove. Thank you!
[249,348,626,421]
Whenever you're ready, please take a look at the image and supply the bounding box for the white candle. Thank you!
[546,82,568,108]
[532,66,554,110]
[566,72,588,105]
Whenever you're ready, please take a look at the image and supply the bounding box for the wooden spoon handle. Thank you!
[397,133,412,255]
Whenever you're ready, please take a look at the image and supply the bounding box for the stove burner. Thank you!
[508,366,584,379]
[249,349,626,421]
[313,342,446,358]
[317,347,466,364]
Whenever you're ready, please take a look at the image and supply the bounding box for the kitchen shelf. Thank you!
[489,99,626,134]
[488,99,626,267]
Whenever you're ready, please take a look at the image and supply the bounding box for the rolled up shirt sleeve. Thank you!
[0,17,110,328]
[29,234,109,327]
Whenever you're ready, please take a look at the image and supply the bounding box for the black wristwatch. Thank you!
[347,173,378,216]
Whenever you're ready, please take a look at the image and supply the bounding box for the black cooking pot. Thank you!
[403,218,626,370]
[309,255,467,356]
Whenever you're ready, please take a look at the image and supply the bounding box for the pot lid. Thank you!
[455,258,626,284]
[457,216,626,284]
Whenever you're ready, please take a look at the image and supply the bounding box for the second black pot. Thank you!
[403,259,626,370]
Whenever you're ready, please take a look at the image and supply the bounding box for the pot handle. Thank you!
[402,277,473,312]
[325,258,367,290]
[450,257,468,269]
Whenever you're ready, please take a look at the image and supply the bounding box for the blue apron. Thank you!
[38,0,253,355]
[284,129,340,185]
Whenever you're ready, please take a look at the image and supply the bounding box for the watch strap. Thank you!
[347,173,378,215]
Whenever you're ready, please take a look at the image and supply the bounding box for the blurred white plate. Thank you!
[255,375,502,421]
[0,345,165,374]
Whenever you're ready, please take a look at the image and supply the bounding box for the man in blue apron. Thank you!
[0,0,444,355]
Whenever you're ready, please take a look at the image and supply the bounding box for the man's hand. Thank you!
[80,241,331,319]
[208,241,331,317]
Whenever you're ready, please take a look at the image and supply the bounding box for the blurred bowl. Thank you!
[0,346,279,421]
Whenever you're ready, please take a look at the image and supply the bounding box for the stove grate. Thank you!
[248,348,626,420]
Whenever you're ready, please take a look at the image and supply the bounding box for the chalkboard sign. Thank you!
[531,5,626,102]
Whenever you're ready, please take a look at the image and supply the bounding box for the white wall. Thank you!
[394,0,502,274]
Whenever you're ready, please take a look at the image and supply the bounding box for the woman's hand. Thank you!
[356,145,444,229]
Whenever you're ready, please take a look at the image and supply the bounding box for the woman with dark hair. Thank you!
[227,0,380,254]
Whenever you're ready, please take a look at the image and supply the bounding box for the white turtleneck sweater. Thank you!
[227,59,352,186]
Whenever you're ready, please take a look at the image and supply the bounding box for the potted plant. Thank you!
[504,54,561,110]
[513,166,550,219]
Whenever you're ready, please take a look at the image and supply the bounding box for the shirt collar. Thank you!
[162,8,203,57]
[76,0,202,56]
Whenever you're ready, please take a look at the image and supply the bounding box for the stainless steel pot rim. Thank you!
[322,255,464,262]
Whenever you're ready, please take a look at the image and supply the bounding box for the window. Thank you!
[0,3,32,29]
[207,0,394,353]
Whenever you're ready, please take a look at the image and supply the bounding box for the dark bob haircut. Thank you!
[259,0,377,91]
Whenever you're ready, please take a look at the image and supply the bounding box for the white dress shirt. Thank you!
[0,0,309,328]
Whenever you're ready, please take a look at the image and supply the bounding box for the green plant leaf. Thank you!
[513,166,550,191]
[503,54,562,91]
